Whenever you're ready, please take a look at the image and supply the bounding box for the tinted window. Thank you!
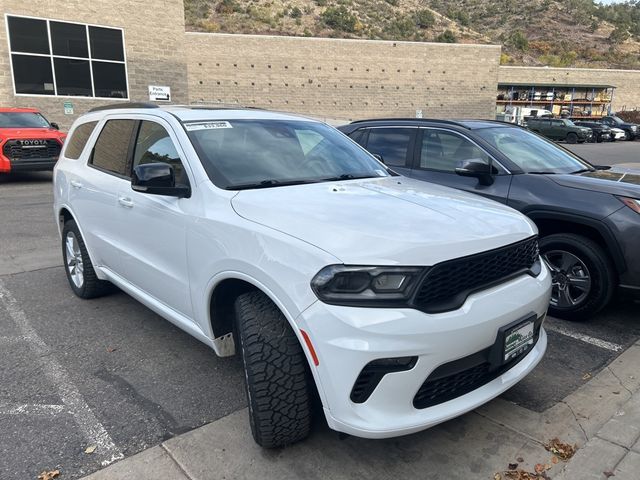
[92,62,127,98]
[54,58,92,96]
[91,120,137,176]
[186,120,388,189]
[65,121,98,159]
[89,26,125,61]
[420,130,490,172]
[7,16,127,99]
[7,17,49,54]
[11,55,55,95]
[50,21,88,57]
[347,128,367,146]
[365,128,414,167]
[133,121,188,185]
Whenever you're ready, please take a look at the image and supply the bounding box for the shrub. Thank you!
[416,9,435,29]
[290,6,302,18]
[321,6,357,32]
[435,30,456,43]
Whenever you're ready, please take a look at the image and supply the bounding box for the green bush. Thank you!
[435,30,456,43]
[290,6,302,18]
[416,9,435,29]
[321,6,357,32]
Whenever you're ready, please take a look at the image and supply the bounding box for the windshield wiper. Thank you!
[226,179,319,190]
[571,168,596,174]
[321,173,379,182]
[526,171,558,175]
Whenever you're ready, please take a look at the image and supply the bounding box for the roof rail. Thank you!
[349,117,467,126]
[88,102,160,112]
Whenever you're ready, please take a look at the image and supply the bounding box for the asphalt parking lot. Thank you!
[1,140,638,480]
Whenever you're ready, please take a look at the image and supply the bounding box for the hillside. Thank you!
[184,0,640,69]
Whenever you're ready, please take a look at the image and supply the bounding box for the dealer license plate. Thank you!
[504,321,534,362]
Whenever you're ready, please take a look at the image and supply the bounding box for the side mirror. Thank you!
[455,159,497,186]
[50,122,60,130]
[131,163,190,198]
[372,153,385,164]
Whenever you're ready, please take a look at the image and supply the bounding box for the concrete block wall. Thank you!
[0,0,189,130]
[498,66,640,113]
[186,33,502,122]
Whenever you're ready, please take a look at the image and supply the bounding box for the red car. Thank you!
[0,107,67,174]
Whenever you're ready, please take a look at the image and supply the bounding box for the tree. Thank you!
[435,30,457,43]
[416,9,435,29]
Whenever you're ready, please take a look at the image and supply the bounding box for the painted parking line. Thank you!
[545,322,623,352]
[0,279,124,467]
[0,404,66,415]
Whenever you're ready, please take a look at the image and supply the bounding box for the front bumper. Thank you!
[299,264,551,438]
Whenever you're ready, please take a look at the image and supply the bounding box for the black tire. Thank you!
[624,130,632,141]
[61,219,113,299]
[235,291,312,448]
[566,132,578,144]
[540,233,615,321]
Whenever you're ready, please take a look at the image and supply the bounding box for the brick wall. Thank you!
[498,66,640,113]
[0,0,189,130]
[186,33,502,122]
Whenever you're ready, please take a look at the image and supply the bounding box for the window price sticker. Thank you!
[184,121,233,131]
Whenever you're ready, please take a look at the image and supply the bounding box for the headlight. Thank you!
[311,265,425,306]
[631,125,638,131]
[618,196,640,214]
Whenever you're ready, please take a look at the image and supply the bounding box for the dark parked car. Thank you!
[526,118,592,144]
[338,119,640,320]
[573,121,611,143]
[599,115,638,141]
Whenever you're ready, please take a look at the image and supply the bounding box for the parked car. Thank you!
[608,127,627,142]
[0,107,66,174]
[573,121,611,143]
[599,115,638,141]
[526,118,592,144]
[54,104,551,448]
[338,118,640,320]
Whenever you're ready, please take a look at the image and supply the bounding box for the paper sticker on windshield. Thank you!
[375,169,387,176]
[184,121,233,131]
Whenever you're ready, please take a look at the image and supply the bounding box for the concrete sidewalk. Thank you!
[82,340,640,480]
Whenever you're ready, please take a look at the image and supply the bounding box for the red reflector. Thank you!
[300,329,319,366]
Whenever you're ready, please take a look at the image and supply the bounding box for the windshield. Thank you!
[185,119,389,189]
[0,112,50,128]
[610,116,624,125]
[475,127,592,174]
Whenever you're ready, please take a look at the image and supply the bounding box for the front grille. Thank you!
[413,317,543,409]
[413,236,539,313]
[3,139,62,160]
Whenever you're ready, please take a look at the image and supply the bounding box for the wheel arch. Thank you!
[526,210,625,276]
[57,205,103,278]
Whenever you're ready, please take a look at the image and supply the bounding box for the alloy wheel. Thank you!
[65,231,84,288]
[542,250,591,309]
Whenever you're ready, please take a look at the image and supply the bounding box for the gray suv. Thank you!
[339,118,640,320]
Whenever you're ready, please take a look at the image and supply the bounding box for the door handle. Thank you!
[118,196,134,208]
[70,180,83,189]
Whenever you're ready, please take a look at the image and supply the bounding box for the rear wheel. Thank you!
[540,233,615,321]
[235,291,312,448]
[61,220,113,299]
[566,132,578,144]
[624,130,632,141]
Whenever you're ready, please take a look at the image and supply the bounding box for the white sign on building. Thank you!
[148,85,171,102]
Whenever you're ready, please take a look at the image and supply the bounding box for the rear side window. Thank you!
[365,128,414,167]
[90,119,137,176]
[64,121,98,159]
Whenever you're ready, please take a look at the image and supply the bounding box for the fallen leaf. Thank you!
[534,464,545,474]
[544,437,577,460]
[38,470,60,480]
[84,444,97,454]
[582,372,592,380]
[551,456,559,464]
[494,474,502,480]
[612,391,620,395]
[603,471,615,478]
[106,346,117,353]
[508,463,519,470]
[517,457,524,463]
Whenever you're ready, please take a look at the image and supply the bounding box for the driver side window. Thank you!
[132,121,189,185]
[420,129,490,172]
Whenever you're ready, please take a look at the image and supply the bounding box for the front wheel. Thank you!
[625,130,632,141]
[566,132,578,144]
[235,291,312,448]
[540,234,615,321]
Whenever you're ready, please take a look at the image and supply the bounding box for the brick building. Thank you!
[1,1,639,130]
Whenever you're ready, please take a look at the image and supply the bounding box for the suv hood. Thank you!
[0,127,66,141]
[550,163,640,197]
[231,177,536,265]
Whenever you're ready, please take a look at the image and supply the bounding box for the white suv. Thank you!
[53,104,551,448]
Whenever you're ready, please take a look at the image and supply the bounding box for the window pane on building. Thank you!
[91,120,137,176]
[89,26,125,61]
[11,55,55,95]
[7,16,50,54]
[92,62,127,98]
[50,21,88,58]
[54,58,92,96]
